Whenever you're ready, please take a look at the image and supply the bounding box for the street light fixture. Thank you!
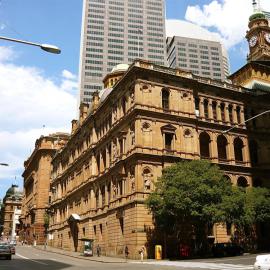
[223,109,270,133]
[0,36,61,54]
[0,163,9,166]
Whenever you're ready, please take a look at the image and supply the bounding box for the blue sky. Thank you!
[0,0,269,199]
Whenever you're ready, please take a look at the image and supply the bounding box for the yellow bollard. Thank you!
[155,245,162,260]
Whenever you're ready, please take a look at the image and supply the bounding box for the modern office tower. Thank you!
[166,36,230,81]
[79,0,166,103]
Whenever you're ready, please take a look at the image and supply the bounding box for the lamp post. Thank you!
[0,163,9,166]
[223,109,270,133]
[0,36,61,54]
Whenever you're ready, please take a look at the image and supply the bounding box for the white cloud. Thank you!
[62,69,77,80]
[0,46,77,197]
[0,46,16,62]
[0,127,69,181]
[184,0,270,49]
[0,58,77,132]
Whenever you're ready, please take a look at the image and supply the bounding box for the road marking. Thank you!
[132,261,254,270]
[16,253,49,265]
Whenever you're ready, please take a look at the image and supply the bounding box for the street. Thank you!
[0,246,258,270]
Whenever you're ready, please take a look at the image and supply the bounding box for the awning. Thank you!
[69,213,81,221]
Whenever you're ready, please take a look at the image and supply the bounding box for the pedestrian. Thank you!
[139,246,145,261]
[97,244,101,257]
[124,245,129,260]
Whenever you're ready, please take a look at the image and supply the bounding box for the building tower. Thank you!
[166,36,230,81]
[78,0,166,103]
[246,0,270,62]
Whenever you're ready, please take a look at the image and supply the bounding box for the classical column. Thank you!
[227,136,234,165]
[232,104,238,124]
[210,133,218,162]
[224,102,230,124]
[240,105,245,126]
[199,97,205,119]
[208,99,213,121]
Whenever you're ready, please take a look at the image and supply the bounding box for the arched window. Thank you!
[101,186,105,207]
[199,132,211,158]
[223,175,232,184]
[143,168,152,191]
[95,190,99,208]
[204,99,209,119]
[162,88,169,110]
[249,140,259,166]
[220,103,225,122]
[212,101,217,120]
[228,104,233,123]
[195,97,200,117]
[234,138,244,162]
[217,135,228,160]
[237,177,248,188]
[236,106,241,124]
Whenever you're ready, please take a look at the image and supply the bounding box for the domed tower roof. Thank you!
[103,63,129,89]
[249,12,266,22]
[5,184,22,200]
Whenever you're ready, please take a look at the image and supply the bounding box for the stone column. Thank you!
[199,97,204,119]
[210,133,218,163]
[227,136,234,164]
[224,102,230,124]
[232,104,238,124]
[90,189,94,209]
[240,105,245,126]
[208,99,213,121]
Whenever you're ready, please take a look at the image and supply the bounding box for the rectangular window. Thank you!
[165,133,173,150]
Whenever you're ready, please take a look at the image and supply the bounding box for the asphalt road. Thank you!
[0,246,259,270]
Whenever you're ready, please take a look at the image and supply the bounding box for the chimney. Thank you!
[71,119,78,135]
[91,91,100,112]
[79,102,89,124]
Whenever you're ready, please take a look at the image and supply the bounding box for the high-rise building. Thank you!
[79,0,166,103]
[166,36,230,81]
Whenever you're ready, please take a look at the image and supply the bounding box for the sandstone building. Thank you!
[20,133,69,245]
[0,185,22,241]
[48,57,258,257]
[46,5,270,258]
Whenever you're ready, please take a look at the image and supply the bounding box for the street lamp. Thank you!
[223,109,270,133]
[0,163,9,166]
[0,36,61,54]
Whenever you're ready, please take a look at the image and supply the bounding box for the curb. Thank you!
[33,246,127,264]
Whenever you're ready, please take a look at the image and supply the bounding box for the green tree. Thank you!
[146,160,270,255]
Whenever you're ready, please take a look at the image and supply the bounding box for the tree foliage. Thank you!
[146,160,270,248]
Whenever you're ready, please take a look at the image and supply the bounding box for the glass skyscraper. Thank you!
[79,0,166,103]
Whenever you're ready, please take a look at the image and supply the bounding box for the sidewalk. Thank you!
[34,245,127,263]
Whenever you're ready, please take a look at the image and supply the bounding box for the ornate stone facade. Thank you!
[20,133,69,245]
[0,185,22,241]
[48,59,261,258]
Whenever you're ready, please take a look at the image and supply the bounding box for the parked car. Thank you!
[212,243,244,257]
[254,254,270,270]
[9,244,15,254]
[0,244,12,260]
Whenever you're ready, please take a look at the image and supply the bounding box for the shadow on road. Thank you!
[0,258,72,270]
